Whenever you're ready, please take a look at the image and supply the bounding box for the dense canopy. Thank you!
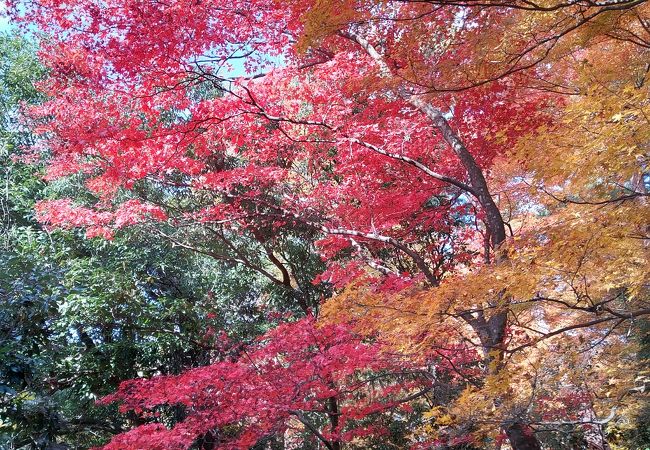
[1,0,649,449]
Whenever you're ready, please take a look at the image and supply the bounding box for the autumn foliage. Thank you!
[98,317,431,449]
[8,0,650,448]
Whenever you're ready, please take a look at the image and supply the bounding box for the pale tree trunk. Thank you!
[582,407,612,450]
[342,30,542,450]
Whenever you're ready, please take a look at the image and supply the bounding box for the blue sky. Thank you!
[0,2,13,33]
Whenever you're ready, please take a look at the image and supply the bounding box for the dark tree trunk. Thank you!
[505,422,542,450]
[328,395,342,450]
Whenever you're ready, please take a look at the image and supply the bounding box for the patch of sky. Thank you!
[0,2,13,33]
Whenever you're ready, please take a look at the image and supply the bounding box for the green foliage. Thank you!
[0,32,332,449]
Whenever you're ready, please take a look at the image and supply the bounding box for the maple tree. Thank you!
[6,0,650,448]
[99,317,432,450]
[321,5,650,448]
[0,34,312,448]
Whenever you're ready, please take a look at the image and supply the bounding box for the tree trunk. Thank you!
[328,395,342,450]
[345,30,543,450]
[505,422,542,450]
